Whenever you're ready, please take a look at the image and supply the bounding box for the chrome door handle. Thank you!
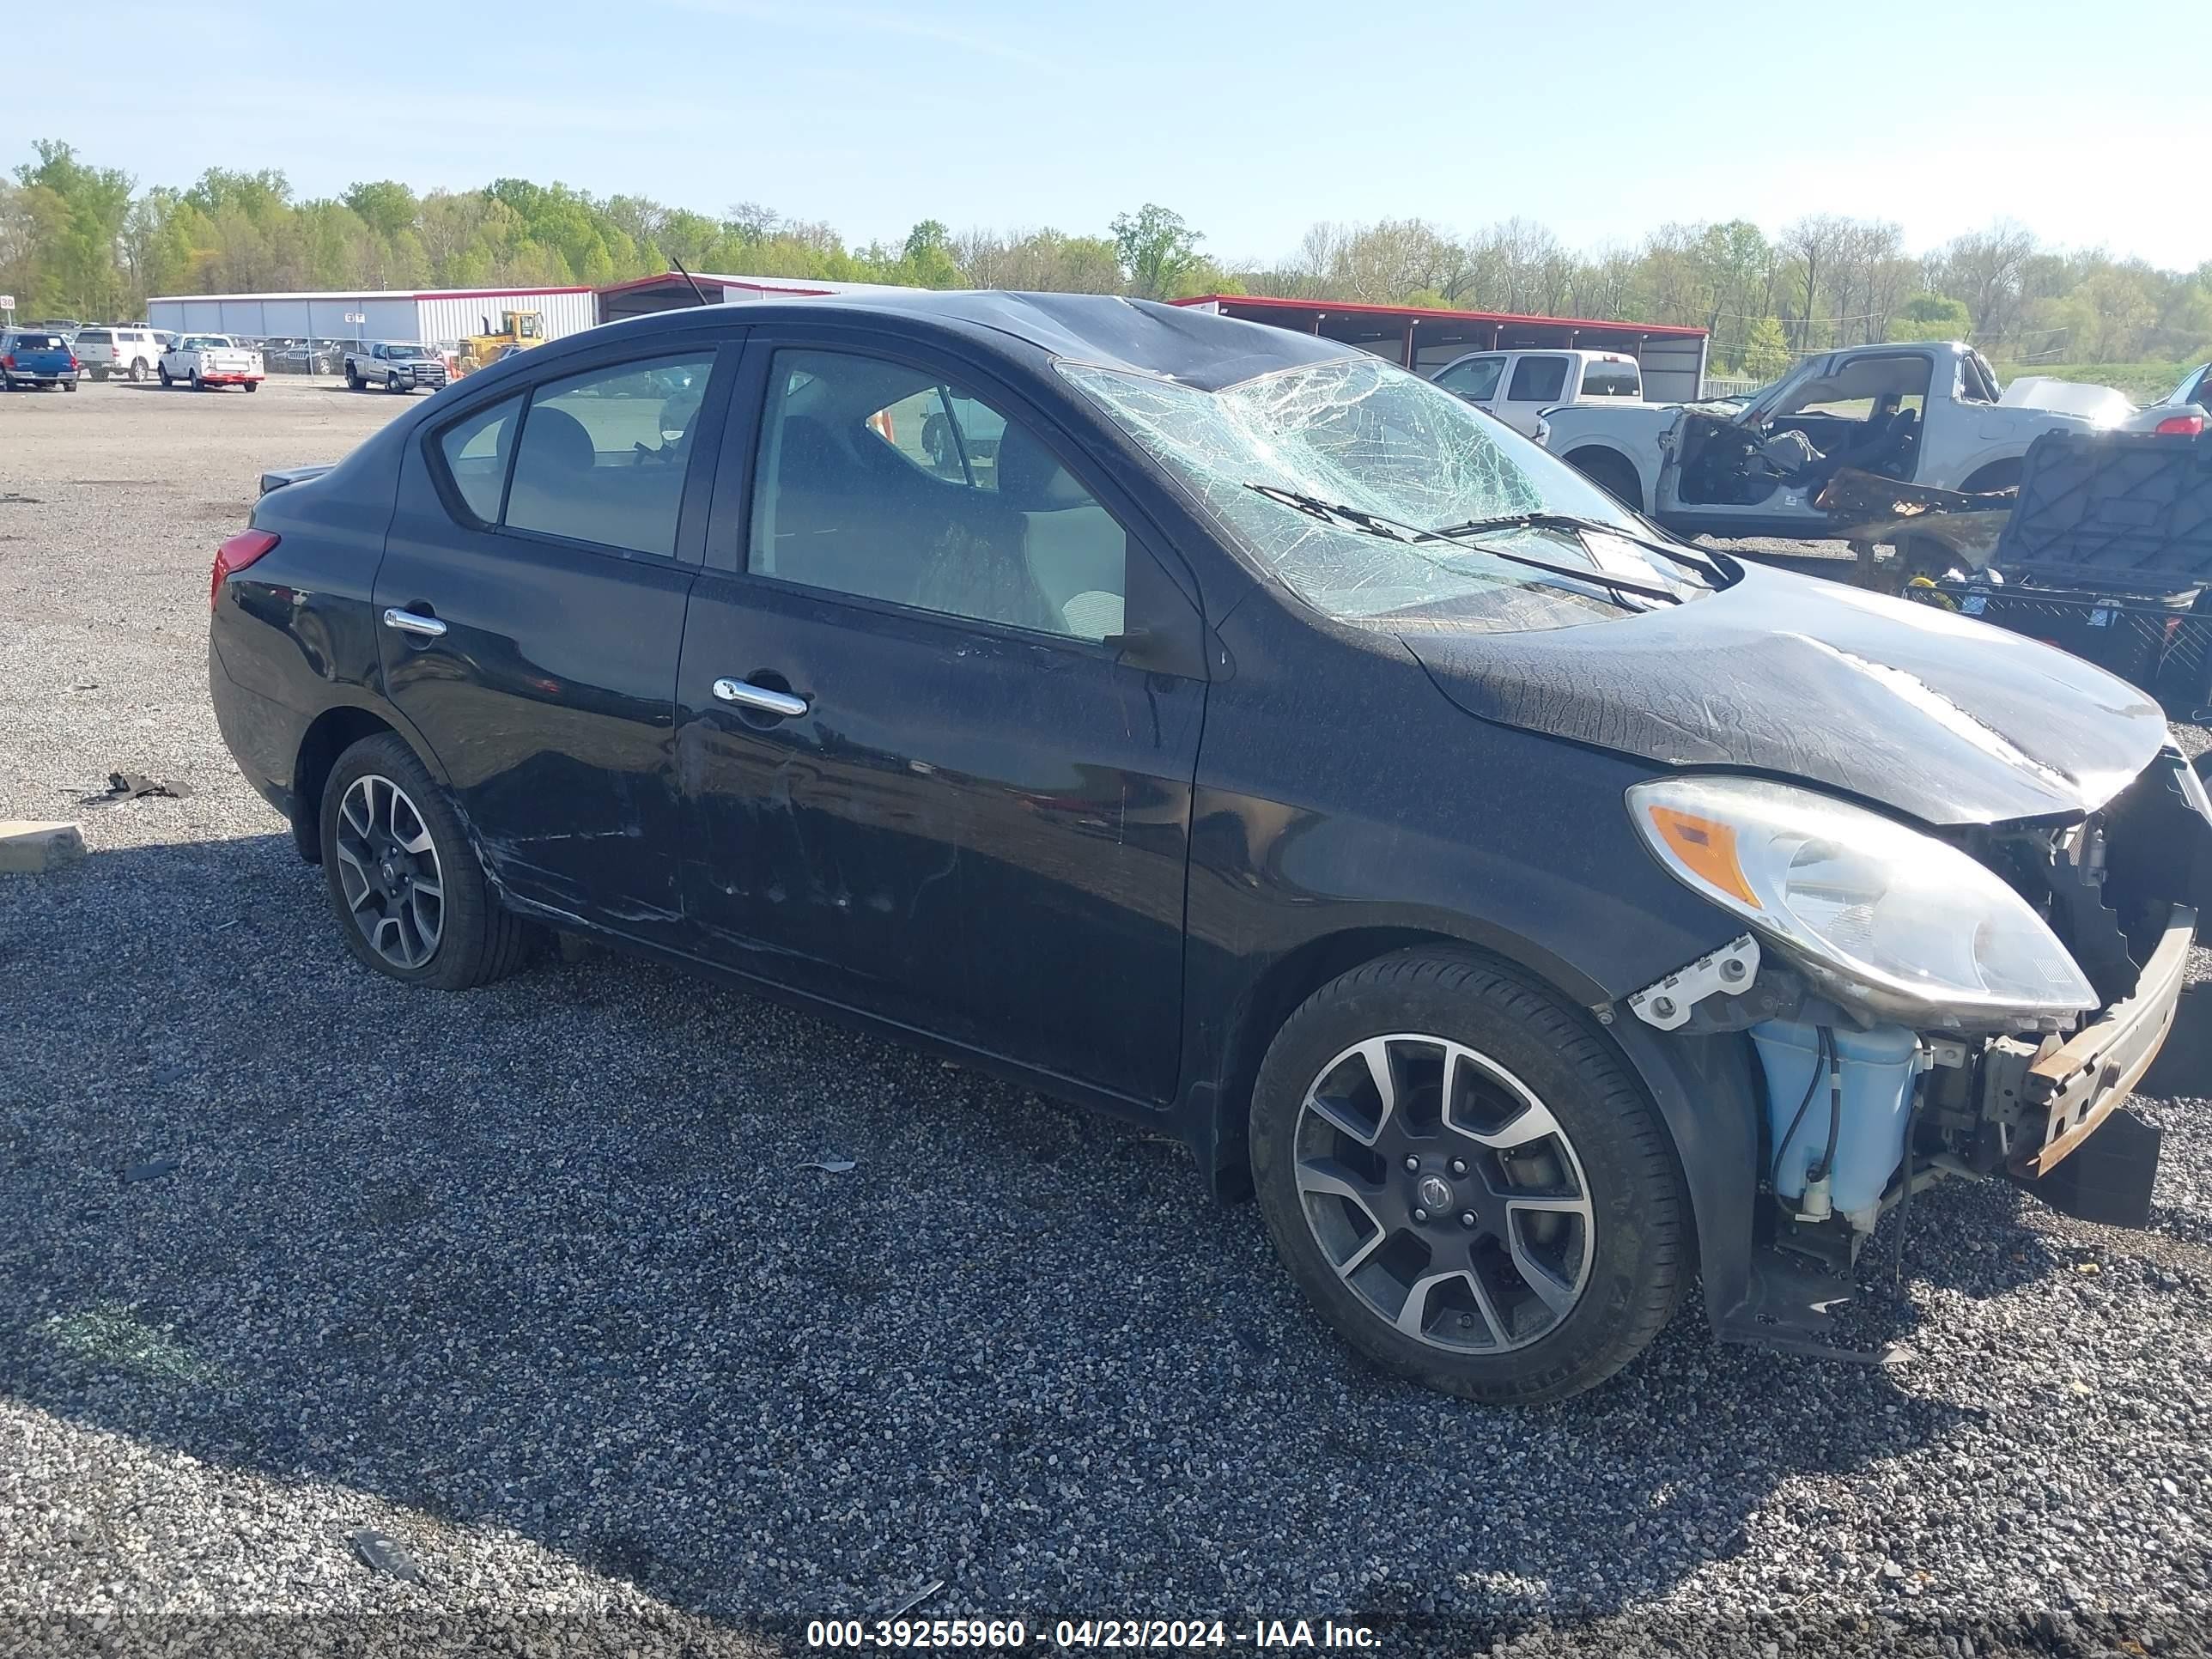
[712,678,809,719]
[382,607,447,638]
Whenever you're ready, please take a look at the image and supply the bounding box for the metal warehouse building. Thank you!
[145,285,599,345]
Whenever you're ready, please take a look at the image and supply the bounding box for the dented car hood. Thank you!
[1398,562,2168,827]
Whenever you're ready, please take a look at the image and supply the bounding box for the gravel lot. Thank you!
[3,377,2211,1657]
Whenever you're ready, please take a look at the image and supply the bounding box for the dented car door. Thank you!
[672,331,1206,1103]
[374,337,737,939]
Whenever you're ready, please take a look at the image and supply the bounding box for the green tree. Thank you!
[1111,204,1202,300]
[14,140,133,317]
[1886,290,1971,342]
[1741,315,1792,380]
[341,179,420,241]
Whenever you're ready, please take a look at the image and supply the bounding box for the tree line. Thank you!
[6,139,2207,379]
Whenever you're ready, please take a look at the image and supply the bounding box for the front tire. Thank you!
[1250,948,1687,1405]
[158,365,173,386]
[319,734,538,990]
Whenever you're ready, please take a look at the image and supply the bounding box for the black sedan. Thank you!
[209,293,2209,1402]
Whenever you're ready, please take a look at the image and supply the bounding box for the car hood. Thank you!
[1397,562,2167,827]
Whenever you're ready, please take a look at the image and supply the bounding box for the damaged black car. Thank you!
[208,293,2212,1403]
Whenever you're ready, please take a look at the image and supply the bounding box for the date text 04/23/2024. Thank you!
[805,1618,1382,1650]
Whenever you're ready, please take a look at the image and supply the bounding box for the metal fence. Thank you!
[1917,582,2212,714]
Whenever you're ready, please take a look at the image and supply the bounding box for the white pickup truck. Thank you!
[1538,341,2121,545]
[159,334,264,392]
[1429,348,1641,435]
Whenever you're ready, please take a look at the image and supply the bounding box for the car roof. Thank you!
[574,291,1363,393]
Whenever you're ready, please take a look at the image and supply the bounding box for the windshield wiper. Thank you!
[1425,512,1726,585]
[1246,485,1685,606]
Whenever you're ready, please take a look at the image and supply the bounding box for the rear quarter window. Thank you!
[1579,360,1640,398]
[432,393,525,526]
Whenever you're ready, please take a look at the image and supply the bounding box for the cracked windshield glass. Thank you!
[1060,356,1711,629]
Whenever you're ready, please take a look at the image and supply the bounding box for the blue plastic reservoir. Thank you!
[1749,1019,1919,1225]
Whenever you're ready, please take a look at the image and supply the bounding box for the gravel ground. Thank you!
[3,378,2211,1657]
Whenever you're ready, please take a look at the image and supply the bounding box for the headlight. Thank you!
[1627,775,2096,1025]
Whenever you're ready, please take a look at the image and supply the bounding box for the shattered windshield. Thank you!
[1059,355,1702,629]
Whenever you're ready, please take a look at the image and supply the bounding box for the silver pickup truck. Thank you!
[344,341,450,394]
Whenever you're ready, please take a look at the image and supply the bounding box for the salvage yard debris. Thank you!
[77,771,191,805]
[347,1527,425,1583]
[1814,467,2016,586]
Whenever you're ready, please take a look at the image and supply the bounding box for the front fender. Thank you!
[1601,1015,1765,1332]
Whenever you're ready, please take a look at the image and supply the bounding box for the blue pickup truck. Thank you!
[1,330,81,392]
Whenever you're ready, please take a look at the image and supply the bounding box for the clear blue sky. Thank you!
[12,0,2207,270]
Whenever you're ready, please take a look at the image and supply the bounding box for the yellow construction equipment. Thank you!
[453,310,547,375]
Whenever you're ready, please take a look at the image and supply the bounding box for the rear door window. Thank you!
[1506,356,1570,403]
[503,356,716,557]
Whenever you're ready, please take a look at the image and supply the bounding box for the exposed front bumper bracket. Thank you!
[2008,904,2194,1181]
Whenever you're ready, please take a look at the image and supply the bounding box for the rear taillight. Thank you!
[1,356,13,370]
[210,529,280,611]
[2154,413,2205,436]
[68,356,80,370]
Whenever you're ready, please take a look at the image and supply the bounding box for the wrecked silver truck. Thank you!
[1539,341,2126,571]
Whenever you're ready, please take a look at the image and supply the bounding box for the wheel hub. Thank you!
[1291,1033,1595,1353]
[332,774,445,969]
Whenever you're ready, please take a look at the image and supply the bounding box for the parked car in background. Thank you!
[2125,362,2212,435]
[1,329,81,391]
[1430,349,1643,435]
[159,334,264,392]
[345,340,449,394]
[211,293,2210,1405]
[264,338,345,375]
[73,325,165,381]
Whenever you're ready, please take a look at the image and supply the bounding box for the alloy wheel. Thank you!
[331,774,446,969]
[1292,1033,1594,1353]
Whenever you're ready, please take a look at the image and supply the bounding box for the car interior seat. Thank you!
[994,423,1127,640]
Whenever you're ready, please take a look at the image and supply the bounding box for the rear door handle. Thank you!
[382,607,447,638]
[712,678,809,719]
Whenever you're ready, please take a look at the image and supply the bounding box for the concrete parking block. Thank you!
[0,821,87,873]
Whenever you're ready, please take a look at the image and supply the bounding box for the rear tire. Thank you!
[346,366,364,391]
[129,359,147,382]
[319,733,540,990]
[64,380,78,392]
[190,370,204,392]
[244,380,258,392]
[1565,448,1644,514]
[1249,947,1687,1405]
